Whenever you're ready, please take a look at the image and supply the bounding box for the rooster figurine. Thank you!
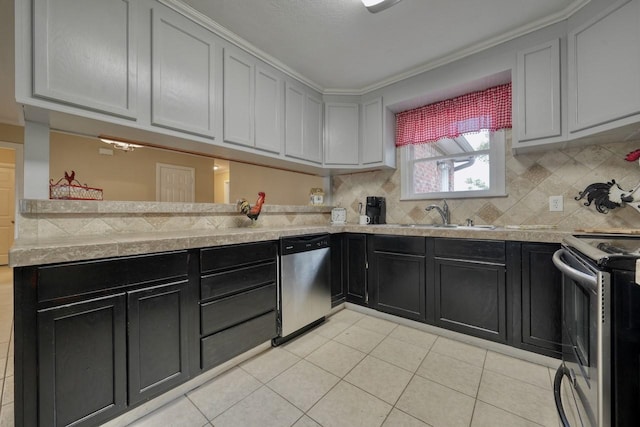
[238,192,266,225]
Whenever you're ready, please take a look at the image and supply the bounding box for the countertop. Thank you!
[9,223,573,267]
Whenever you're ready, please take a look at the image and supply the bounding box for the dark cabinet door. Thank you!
[37,294,127,427]
[128,281,190,404]
[330,233,345,306]
[368,235,426,321]
[434,259,507,343]
[515,243,562,357]
[345,234,367,305]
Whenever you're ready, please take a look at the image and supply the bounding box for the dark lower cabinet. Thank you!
[431,238,507,343]
[330,233,346,306]
[15,250,197,427]
[434,258,506,342]
[199,241,278,370]
[368,235,426,321]
[512,242,562,357]
[345,234,367,305]
[128,281,190,405]
[37,294,127,427]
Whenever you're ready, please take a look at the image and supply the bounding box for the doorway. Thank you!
[0,146,16,266]
[156,163,195,203]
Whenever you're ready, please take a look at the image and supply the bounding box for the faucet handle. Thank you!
[465,218,474,227]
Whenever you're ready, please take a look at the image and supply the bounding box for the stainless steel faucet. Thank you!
[425,200,450,225]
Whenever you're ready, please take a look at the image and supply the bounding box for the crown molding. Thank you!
[161,0,590,97]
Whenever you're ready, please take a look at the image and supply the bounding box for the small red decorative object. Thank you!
[624,149,640,162]
[49,170,103,200]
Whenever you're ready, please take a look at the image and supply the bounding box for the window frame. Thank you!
[400,130,506,200]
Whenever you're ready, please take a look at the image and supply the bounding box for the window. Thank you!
[401,130,505,199]
[395,83,510,200]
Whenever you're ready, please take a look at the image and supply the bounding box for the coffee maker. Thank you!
[366,196,386,224]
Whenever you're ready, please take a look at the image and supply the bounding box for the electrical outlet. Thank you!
[549,195,563,212]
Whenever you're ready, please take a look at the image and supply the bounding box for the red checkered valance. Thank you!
[395,83,512,147]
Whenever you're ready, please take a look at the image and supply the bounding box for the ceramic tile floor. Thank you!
[0,266,561,427]
[129,309,561,427]
[0,266,14,427]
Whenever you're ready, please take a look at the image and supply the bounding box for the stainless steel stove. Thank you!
[553,234,640,427]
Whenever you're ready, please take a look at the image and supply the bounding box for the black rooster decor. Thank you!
[575,180,632,213]
[575,149,640,214]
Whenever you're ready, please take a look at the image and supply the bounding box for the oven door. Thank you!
[552,248,610,427]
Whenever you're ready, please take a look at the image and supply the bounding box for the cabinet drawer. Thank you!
[369,235,425,255]
[200,262,276,301]
[201,241,277,273]
[37,251,189,303]
[201,284,276,336]
[201,310,277,370]
[434,238,505,263]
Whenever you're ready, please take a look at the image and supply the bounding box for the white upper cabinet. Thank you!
[515,39,563,145]
[223,46,283,154]
[285,82,305,160]
[303,94,323,164]
[361,97,384,165]
[568,0,640,134]
[254,67,283,154]
[224,49,254,146]
[151,4,218,138]
[285,82,323,164]
[33,0,137,119]
[324,103,359,166]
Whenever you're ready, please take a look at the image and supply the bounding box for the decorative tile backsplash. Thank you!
[332,131,640,230]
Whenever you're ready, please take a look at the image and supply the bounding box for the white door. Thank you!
[224,180,230,204]
[156,163,195,202]
[0,164,15,265]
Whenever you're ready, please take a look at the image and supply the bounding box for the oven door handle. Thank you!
[554,364,572,427]
[553,249,598,291]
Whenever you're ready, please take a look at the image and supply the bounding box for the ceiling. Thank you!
[180,0,587,93]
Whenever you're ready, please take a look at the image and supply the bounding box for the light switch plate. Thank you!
[549,195,563,211]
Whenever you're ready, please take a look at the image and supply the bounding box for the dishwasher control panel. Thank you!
[281,234,330,255]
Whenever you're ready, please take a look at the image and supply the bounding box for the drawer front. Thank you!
[201,241,277,273]
[434,238,505,263]
[201,310,277,370]
[37,251,189,303]
[200,262,276,301]
[200,284,276,336]
[370,235,425,255]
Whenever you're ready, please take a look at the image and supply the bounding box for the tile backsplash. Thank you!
[332,131,640,230]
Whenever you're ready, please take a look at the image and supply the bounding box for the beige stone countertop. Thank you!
[9,223,573,267]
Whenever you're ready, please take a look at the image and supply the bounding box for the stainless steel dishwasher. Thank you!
[274,234,331,345]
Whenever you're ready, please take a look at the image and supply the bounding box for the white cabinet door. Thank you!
[255,67,283,154]
[33,0,137,118]
[151,5,218,138]
[516,39,562,143]
[324,103,359,166]
[224,48,254,146]
[285,82,305,160]
[304,94,323,164]
[361,97,384,165]
[568,0,640,133]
